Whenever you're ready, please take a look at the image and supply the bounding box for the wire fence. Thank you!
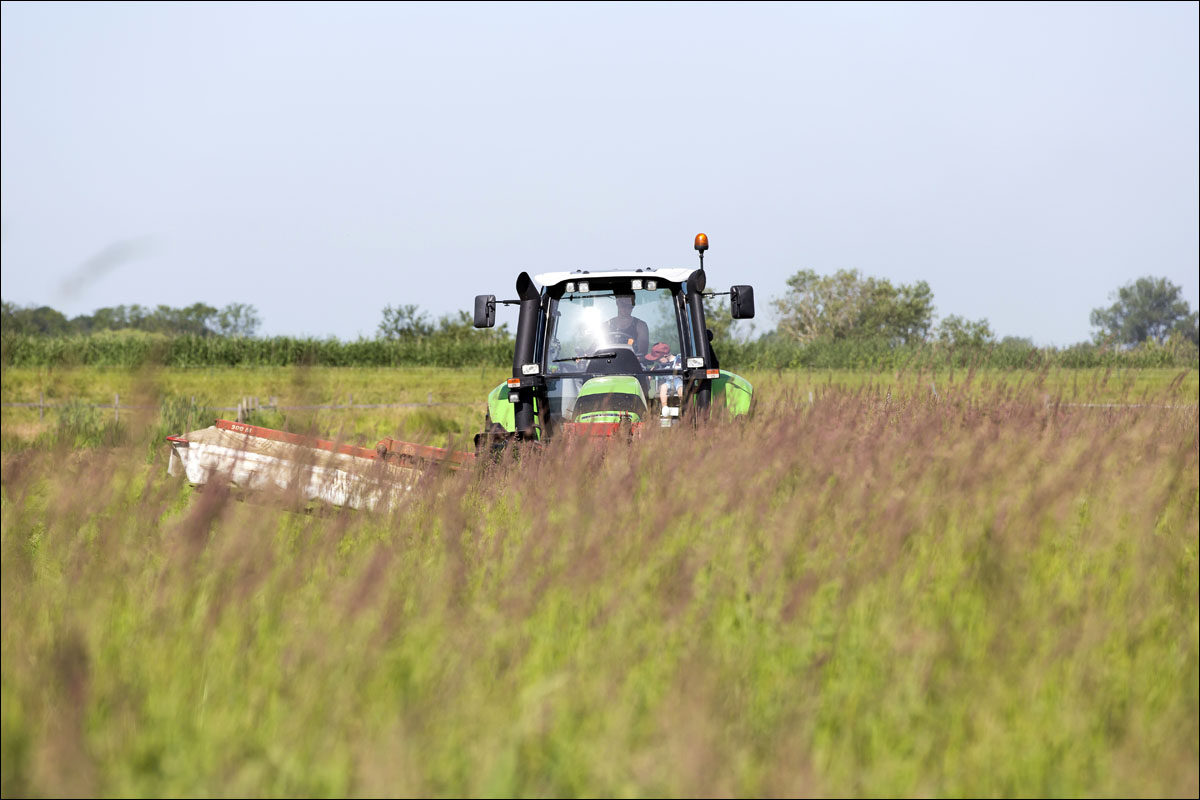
[1,393,475,423]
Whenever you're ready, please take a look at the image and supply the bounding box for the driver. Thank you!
[607,293,649,357]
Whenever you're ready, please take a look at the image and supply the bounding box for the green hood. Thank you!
[573,375,647,424]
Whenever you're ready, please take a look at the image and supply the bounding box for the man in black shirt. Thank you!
[607,293,649,357]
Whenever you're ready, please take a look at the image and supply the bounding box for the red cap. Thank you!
[645,342,671,361]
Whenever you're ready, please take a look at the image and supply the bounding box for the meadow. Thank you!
[1,365,1195,450]
[1,366,1197,797]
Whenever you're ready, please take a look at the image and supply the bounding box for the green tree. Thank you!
[7,300,260,337]
[0,302,72,335]
[1090,277,1199,345]
[132,303,216,335]
[1,300,19,331]
[81,304,141,333]
[434,310,479,335]
[178,302,221,335]
[702,295,747,345]
[772,269,934,345]
[70,305,130,333]
[213,303,261,337]
[935,315,995,348]
[378,304,434,340]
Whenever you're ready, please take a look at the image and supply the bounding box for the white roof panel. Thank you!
[533,267,699,288]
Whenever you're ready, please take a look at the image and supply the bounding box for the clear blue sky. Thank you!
[2,1,1197,345]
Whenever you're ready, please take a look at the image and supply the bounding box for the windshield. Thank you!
[543,285,685,424]
[546,287,682,371]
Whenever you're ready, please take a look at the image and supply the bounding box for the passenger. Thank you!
[607,293,649,357]
[645,342,683,405]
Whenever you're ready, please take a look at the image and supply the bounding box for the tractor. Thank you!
[165,234,754,509]
[472,233,755,449]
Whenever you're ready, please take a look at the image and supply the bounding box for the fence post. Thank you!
[427,390,432,406]
[115,393,119,423]
[39,391,44,421]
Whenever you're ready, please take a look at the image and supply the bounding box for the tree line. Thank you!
[2,273,1196,368]
[1,301,261,337]
[743,271,1197,349]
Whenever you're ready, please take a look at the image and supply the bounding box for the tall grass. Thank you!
[0,331,515,369]
[718,335,1200,370]
[2,379,1197,796]
[4,330,1197,370]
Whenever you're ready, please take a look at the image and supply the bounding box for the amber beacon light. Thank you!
[694,232,708,269]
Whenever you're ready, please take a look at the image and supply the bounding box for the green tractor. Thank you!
[473,234,755,449]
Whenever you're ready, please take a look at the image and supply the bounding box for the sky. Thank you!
[2,1,1197,345]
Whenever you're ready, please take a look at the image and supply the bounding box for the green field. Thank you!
[2,367,1198,796]
[2,365,1196,450]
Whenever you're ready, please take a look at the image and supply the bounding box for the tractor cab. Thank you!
[473,235,756,446]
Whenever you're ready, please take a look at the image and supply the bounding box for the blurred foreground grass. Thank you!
[1,369,1197,796]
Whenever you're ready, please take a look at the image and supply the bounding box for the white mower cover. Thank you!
[167,420,448,511]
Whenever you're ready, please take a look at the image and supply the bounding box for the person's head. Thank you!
[646,342,672,364]
[614,293,635,316]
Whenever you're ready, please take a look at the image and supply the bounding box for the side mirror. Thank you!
[473,294,496,328]
[730,285,755,319]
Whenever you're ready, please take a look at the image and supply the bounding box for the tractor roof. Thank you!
[533,267,699,289]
